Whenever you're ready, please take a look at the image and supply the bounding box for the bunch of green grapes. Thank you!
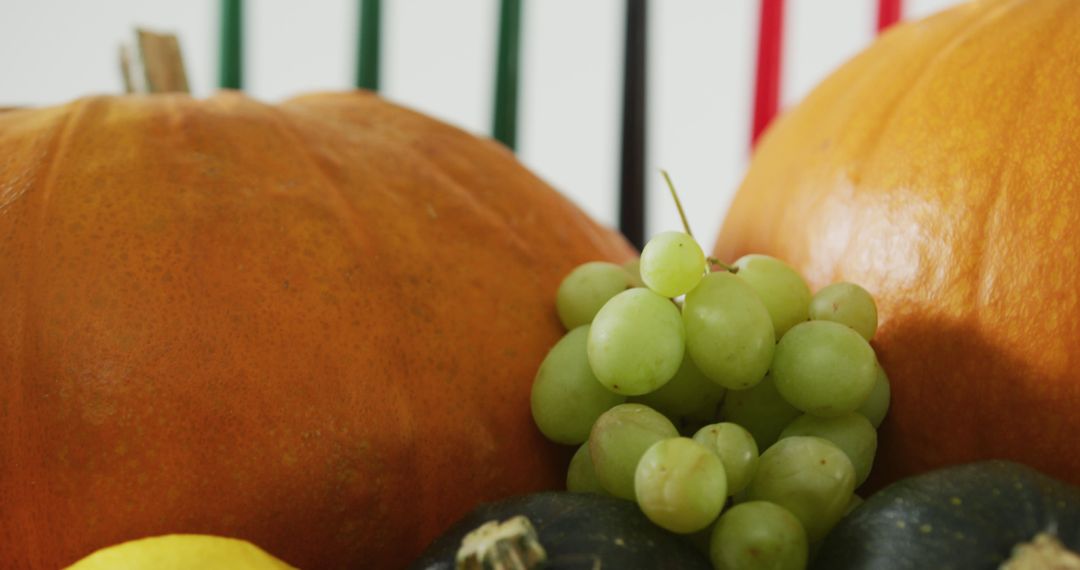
[531,219,890,570]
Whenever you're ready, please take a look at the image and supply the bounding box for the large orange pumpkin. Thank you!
[716,0,1080,488]
[0,92,633,568]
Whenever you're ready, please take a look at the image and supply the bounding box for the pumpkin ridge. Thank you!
[29,98,86,280]
[409,145,538,262]
[853,0,1028,182]
[257,100,378,267]
[283,91,626,267]
[4,98,89,569]
[285,92,543,264]
[974,0,1079,313]
[259,101,454,552]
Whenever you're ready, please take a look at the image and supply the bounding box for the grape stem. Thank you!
[659,169,737,274]
[708,257,738,274]
[660,169,694,239]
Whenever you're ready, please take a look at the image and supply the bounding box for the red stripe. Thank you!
[877,0,902,33]
[751,0,784,148]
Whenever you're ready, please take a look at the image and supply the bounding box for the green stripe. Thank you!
[493,0,522,151]
[356,0,382,90]
[219,0,243,89]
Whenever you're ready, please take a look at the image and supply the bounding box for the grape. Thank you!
[779,412,878,486]
[692,422,760,496]
[809,281,878,341]
[530,326,626,444]
[720,374,801,450]
[634,438,728,533]
[857,363,891,428]
[639,231,706,298]
[771,320,877,417]
[745,436,856,543]
[566,443,608,495]
[733,254,812,338]
[710,501,808,570]
[631,355,725,427]
[683,272,775,390]
[555,261,636,330]
[589,403,679,499]
[587,288,685,396]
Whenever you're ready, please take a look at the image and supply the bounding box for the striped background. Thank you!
[1,0,965,247]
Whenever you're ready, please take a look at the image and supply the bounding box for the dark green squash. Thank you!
[410,492,711,569]
[813,460,1080,570]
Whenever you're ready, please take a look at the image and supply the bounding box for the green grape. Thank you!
[746,436,856,543]
[589,403,679,499]
[772,320,877,417]
[587,288,685,396]
[683,272,775,390]
[635,437,728,533]
[530,326,626,444]
[555,261,635,330]
[733,254,812,338]
[720,374,801,450]
[623,258,645,288]
[779,412,878,487]
[631,354,725,427]
[639,231,706,298]
[857,363,891,428]
[566,443,608,495]
[692,422,759,496]
[809,281,878,341]
[710,501,808,570]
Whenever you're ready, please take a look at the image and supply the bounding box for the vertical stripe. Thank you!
[751,0,783,147]
[493,0,523,150]
[219,0,243,89]
[877,0,903,32]
[357,0,382,90]
[619,0,647,250]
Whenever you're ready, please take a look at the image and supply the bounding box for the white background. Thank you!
[1,0,963,247]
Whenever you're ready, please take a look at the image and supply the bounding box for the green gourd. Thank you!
[411,492,711,569]
[813,461,1080,569]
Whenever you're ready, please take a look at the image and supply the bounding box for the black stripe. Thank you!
[619,0,647,250]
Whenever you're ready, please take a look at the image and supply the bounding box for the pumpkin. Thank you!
[410,492,712,569]
[714,0,1080,488]
[812,461,1080,569]
[0,92,633,568]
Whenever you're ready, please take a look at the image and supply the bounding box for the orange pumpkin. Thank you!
[0,92,633,568]
[716,0,1080,489]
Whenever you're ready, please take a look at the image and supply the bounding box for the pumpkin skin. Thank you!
[715,0,1080,489]
[0,92,633,569]
[813,461,1080,569]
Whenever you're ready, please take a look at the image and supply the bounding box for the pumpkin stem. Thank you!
[119,28,191,94]
[1001,532,1080,570]
[455,515,547,570]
